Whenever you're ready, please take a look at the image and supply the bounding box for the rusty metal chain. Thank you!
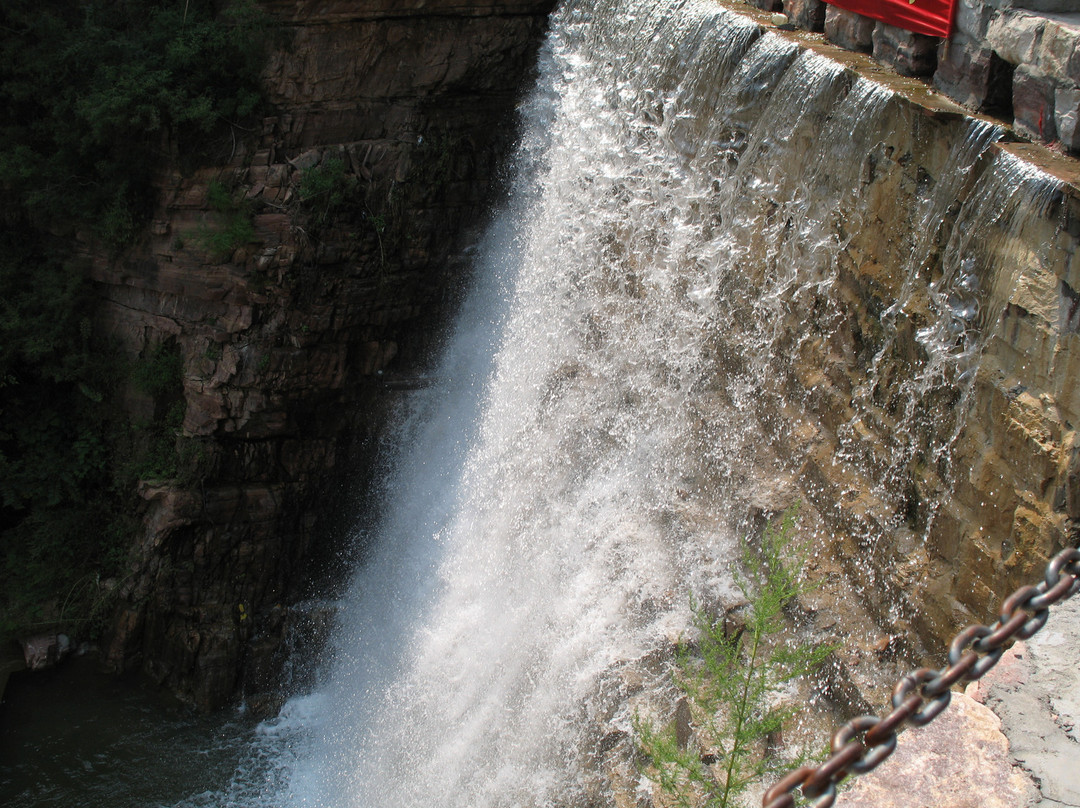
[762,544,1080,808]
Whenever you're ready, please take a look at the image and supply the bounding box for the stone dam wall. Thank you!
[711,0,1080,678]
[744,0,1080,157]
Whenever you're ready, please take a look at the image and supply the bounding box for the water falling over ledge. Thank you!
[193,1,1080,805]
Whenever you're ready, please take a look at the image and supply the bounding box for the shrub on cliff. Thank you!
[0,235,126,639]
[635,507,832,807]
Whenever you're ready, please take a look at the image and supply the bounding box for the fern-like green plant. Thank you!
[635,506,832,808]
[193,179,256,260]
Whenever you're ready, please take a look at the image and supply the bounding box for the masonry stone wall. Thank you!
[744,0,1080,156]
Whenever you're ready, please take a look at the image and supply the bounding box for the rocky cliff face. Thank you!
[94,0,555,711]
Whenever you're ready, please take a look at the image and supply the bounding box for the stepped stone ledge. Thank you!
[735,0,1080,157]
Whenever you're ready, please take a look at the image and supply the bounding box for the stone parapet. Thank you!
[759,0,1080,156]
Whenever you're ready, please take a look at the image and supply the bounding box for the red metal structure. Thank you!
[824,0,957,38]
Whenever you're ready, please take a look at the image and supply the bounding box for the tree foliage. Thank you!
[0,0,270,240]
[0,0,270,640]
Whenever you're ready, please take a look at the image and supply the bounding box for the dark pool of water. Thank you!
[0,653,258,808]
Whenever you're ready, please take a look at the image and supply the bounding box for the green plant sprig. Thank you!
[636,505,834,808]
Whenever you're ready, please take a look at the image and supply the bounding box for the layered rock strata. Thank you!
[714,0,1080,666]
[94,0,555,710]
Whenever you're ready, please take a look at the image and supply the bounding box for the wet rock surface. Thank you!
[969,595,1080,808]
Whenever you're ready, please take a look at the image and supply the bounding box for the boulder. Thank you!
[839,690,1036,807]
[20,634,72,671]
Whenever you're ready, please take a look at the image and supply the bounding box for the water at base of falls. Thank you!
[0,656,260,807]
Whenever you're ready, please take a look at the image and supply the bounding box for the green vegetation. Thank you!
[194,179,257,259]
[0,0,270,242]
[635,507,832,808]
[294,154,391,269]
[299,156,357,225]
[0,0,270,641]
[127,341,187,482]
[0,234,126,639]
[0,335,189,639]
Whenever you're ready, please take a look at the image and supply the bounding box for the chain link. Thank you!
[762,544,1080,808]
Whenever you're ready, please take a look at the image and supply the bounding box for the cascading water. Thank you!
[184,1,1068,806]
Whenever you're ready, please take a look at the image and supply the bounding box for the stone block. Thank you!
[872,22,938,78]
[954,0,999,40]
[988,10,1046,66]
[1013,64,1058,143]
[1055,84,1080,152]
[935,31,1015,114]
[1036,17,1080,80]
[1069,38,1080,86]
[782,0,825,32]
[824,6,874,53]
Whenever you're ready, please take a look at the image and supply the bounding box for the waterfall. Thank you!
[194,1,1066,806]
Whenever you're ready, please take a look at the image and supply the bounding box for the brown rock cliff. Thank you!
[93,0,555,711]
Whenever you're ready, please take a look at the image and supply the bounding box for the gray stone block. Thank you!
[872,22,939,78]
[1054,84,1080,152]
[1037,16,1080,82]
[824,5,874,53]
[987,10,1046,65]
[954,0,999,40]
[935,30,1015,114]
[782,0,826,32]
[1013,64,1059,142]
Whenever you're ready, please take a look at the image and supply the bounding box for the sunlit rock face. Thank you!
[94,0,556,711]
